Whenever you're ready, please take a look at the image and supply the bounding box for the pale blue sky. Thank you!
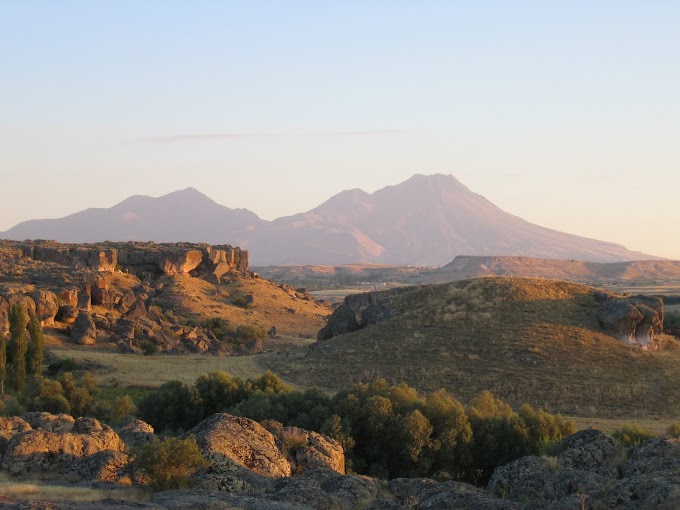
[1,1,679,258]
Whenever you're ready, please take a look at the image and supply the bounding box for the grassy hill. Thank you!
[261,277,680,419]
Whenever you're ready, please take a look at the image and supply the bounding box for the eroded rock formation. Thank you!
[598,295,664,350]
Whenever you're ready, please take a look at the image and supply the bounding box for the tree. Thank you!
[26,312,44,376]
[8,304,28,393]
[0,333,6,397]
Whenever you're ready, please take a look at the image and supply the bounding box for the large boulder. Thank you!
[23,411,75,433]
[116,417,155,450]
[30,289,60,326]
[557,429,626,476]
[159,250,203,276]
[58,288,79,307]
[598,296,664,350]
[56,305,79,324]
[8,294,36,322]
[116,290,138,314]
[65,450,132,484]
[620,437,680,477]
[1,416,125,475]
[317,305,361,341]
[282,427,345,474]
[488,455,552,502]
[186,413,292,478]
[0,416,32,455]
[71,310,97,345]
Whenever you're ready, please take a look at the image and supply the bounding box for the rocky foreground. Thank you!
[1,412,680,509]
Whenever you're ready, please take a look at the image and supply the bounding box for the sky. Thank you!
[1,1,679,258]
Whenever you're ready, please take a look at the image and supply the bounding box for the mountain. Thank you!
[248,174,658,265]
[1,175,660,265]
[1,187,263,245]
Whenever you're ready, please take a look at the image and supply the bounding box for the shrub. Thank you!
[235,324,267,342]
[202,318,231,339]
[232,296,251,309]
[666,422,680,437]
[0,397,26,416]
[46,357,79,376]
[141,341,158,356]
[612,424,656,446]
[133,436,209,491]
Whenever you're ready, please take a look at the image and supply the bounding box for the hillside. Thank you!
[261,277,680,418]
[0,240,329,357]
[1,174,658,265]
[255,256,680,293]
[422,256,680,284]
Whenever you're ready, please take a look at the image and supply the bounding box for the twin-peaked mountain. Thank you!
[1,174,657,265]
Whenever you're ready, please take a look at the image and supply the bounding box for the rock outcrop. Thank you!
[598,295,664,350]
[486,429,680,509]
[317,305,361,341]
[3,240,249,277]
[281,427,345,474]
[71,310,97,345]
[159,250,203,275]
[186,413,293,478]
[23,412,75,433]
[116,418,155,449]
[1,415,680,510]
[0,416,31,455]
[317,287,408,341]
[30,289,60,325]
[1,416,124,476]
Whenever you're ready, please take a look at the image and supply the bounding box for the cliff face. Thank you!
[5,240,248,277]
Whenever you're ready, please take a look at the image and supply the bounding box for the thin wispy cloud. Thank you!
[334,130,403,136]
[140,130,403,143]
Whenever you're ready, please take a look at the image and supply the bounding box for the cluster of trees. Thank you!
[1,303,45,396]
[0,303,134,422]
[138,371,574,481]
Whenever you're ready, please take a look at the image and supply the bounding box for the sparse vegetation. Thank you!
[611,424,656,447]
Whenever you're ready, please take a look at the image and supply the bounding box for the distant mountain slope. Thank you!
[249,174,658,265]
[1,175,661,264]
[2,188,263,245]
[420,256,680,284]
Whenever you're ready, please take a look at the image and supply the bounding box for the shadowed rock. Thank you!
[71,310,97,345]
[598,296,664,350]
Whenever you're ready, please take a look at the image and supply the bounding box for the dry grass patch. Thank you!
[0,473,146,503]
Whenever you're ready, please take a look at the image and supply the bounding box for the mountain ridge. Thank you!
[1,174,661,265]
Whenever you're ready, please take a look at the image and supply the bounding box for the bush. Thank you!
[232,296,251,309]
[133,436,209,491]
[46,357,79,376]
[0,397,26,416]
[203,318,231,339]
[141,341,158,356]
[612,424,656,447]
[666,422,680,437]
[235,324,267,342]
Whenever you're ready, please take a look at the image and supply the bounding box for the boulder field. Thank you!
[1,413,680,509]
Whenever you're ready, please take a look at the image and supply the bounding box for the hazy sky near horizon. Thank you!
[1,1,679,258]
